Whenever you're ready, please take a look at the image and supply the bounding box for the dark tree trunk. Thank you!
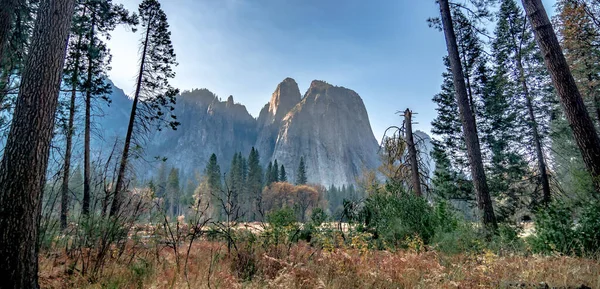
[438,0,498,231]
[404,109,423,196]
[516,54,552,205]
[83,9,95,216]
[0,0,75,287]
[61,30,84,229]
[522,0,600,194]
[110,22,150,217]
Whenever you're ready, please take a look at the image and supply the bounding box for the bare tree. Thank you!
[404,109,423,196]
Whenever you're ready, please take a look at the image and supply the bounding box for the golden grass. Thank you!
[39,241,600,289]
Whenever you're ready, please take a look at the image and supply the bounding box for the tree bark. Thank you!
[404,109,423,196]
[0,0,75,287]
[438,0,498,230]
[83,8,96,216]
[110,21,150,217]
[522,0,600,194]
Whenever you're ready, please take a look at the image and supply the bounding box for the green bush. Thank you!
[357,190,437,245]
[528,201,600,256]
[577,201,600,254]
[431,222,484,255]
[529,203,578,255]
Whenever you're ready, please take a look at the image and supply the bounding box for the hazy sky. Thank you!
[107,0,557,140]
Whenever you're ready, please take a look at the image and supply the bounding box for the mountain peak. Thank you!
[266,77,302,122]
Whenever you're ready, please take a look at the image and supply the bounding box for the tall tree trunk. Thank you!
[61,29,85,229]
[0,0,75,287]
[438,0,498,231]
[110,22,150,217]
[522,0,600,194]
[82,8,95,216]
[516,53,552,204]
[404,109,423,196]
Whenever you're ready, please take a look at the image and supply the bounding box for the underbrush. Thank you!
[39,239,600,289]
[38,191,600,288]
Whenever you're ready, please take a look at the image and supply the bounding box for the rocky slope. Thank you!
[99,78,384,186]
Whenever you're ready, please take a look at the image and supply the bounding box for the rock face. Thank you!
[271,80,380,186]
[145,89,257,177]
[255,78,302,165]
[99,78,382,186]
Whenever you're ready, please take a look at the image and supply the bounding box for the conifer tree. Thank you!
[556,0,600,125]
[0,0,75,286]
[521,0,600,194]
[437,0,497,230]
[205,153,222,193]
[204,153,222,217]
[279,164,287,182]
[266,161,273,185]
[272,159,279,183]
[167,167,179,217]
[81,0,136,216]
[492,0,553,205]
[111,0,179,216]
[296,156,307,185]
[0,0,36,130]
[246,147,263,219]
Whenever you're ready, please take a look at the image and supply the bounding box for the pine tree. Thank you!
[556,0,600,125]
[492,0,553,205]
[110,0,179,216]
[167,167,179,217]
[279,164,287,182]
[81,0,136,216]
[266,161,273,185]
[204,153,222,218]
[205,153,222,193]
[437,0,497,230]
[521,0,600,194]
[551,0,600,199]
[0,0,75,286]
[431,59,471,185]
[246,147,263,219]
[296,156,307,185]
[0,0,36,130]
[272,159,279,183]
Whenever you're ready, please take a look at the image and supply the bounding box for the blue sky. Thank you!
[107,0,557,140]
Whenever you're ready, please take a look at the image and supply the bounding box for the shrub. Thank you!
[529,203,578,255]
[357,190,437,246]
[528,201,600,256]
[577,200,600,254]
[431,222,484,255]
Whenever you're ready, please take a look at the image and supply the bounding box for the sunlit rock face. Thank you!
[270,80,380,187]
[255,77,302,166]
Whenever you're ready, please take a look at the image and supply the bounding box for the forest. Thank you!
[0,0,600,288]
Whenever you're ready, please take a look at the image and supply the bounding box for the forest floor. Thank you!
[39,240,600,289]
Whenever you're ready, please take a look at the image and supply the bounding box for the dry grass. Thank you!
[38,240,600,289]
